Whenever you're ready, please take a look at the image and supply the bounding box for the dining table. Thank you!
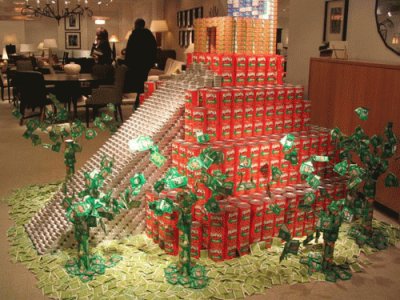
[44,73,99,118]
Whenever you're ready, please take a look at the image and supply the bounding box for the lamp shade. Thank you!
[3,34,17,44]
[20,43,36,53]
[109,35,120,43]
[2,48,8,60]
[44,38,58,49]
[150,20,169,32]
[37,42,47,50]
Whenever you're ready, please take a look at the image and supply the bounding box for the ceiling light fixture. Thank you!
[20,0,113,24]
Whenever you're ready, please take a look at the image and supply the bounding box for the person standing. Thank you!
[92,27,112,65]
[124,18,157,110]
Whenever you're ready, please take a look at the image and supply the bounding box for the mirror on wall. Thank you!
[376,0,400,55]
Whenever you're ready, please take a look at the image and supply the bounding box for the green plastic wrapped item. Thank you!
[271,166,282,180]
[12,109,23,119]
[285,150,298,165]
[385,172,399,187]
[348,164,365,178]
[280,134,295,152]
[196,132,210,144]
[205,197,221,213]
[278,224,291,242]
[333,160,348,176]
[303,192,316,206]
[342,206,354,223]
[239,156,252,169]
[306,174,321,189]
[130,173,146,196]
[300,252,323,275]
[93,118,106,131]
[269,204,282,215]
[151,198,175,216]
[187,157,203,171]
[31,134,42,146]
[51,142,61,153]
[347,176,362,190]
[355,107,369,121]
[330,127,341,141]
[166,175,188,189]
[85,129,98,140]
[150,150,167,168]
[128,136,154,152]
[312,155,329,162]
[154,179,166,194]
[300,160,315,175]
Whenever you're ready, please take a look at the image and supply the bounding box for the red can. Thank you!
[247,71,256,86]
[220,89,233,107]
[233,89,245,107]
[284,85,295,101]
[248,55,257,70]
[275,86,285,101]
[235,71,247,86]
[265,86,275,102]
[204,88,219,108]
[185,89,200,108]
[295,85,304,100]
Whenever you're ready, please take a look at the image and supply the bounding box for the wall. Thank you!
[287,0,400,96]
[0,21,25,52]
[164,0,228,62]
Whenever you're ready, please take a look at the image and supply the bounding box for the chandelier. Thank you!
[21,1,114,24]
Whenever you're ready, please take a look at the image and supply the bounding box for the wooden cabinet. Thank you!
[309,57,400,214]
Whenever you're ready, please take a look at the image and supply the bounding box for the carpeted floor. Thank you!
[0,98,400,300]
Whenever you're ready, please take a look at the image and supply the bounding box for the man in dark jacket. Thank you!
[125,18,157,110]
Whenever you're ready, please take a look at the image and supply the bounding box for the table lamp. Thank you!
[150,20,169,48]
[109,34,119,61]
[2,48,8,61]
[20,43,36,56]
[44,38,58,65]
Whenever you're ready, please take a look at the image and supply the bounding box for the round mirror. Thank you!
[376,0,400,55]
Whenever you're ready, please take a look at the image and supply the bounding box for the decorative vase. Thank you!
[64,62,81,75]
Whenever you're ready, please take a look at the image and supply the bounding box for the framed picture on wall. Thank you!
[323,0,349,42]
[65,13,80,30]
[65,32,81,49]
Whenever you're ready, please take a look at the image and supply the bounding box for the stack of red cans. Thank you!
[184,84,307,142]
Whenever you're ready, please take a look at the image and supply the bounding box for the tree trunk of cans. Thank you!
[322,239,335,271]
[64,141,77,177]
[361,181,376,237]
[178,216,192,277]
[77,225,90,270]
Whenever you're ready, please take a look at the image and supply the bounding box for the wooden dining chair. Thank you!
[14,71,52,125]
[85,65,127,127]
[16,59,34,71]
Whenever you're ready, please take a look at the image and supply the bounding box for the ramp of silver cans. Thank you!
[24,77,200,255]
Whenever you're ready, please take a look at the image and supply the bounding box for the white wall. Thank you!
[287,0,400,96]
[0,21,25,52]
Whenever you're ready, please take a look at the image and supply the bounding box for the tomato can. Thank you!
[265,86,275,102]
[295,85,304,100]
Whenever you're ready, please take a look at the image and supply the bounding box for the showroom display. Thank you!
[6,0,399,298]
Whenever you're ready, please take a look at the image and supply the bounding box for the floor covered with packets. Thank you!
[1,100,400,300]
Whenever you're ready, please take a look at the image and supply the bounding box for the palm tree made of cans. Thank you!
[277,107,398,282]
